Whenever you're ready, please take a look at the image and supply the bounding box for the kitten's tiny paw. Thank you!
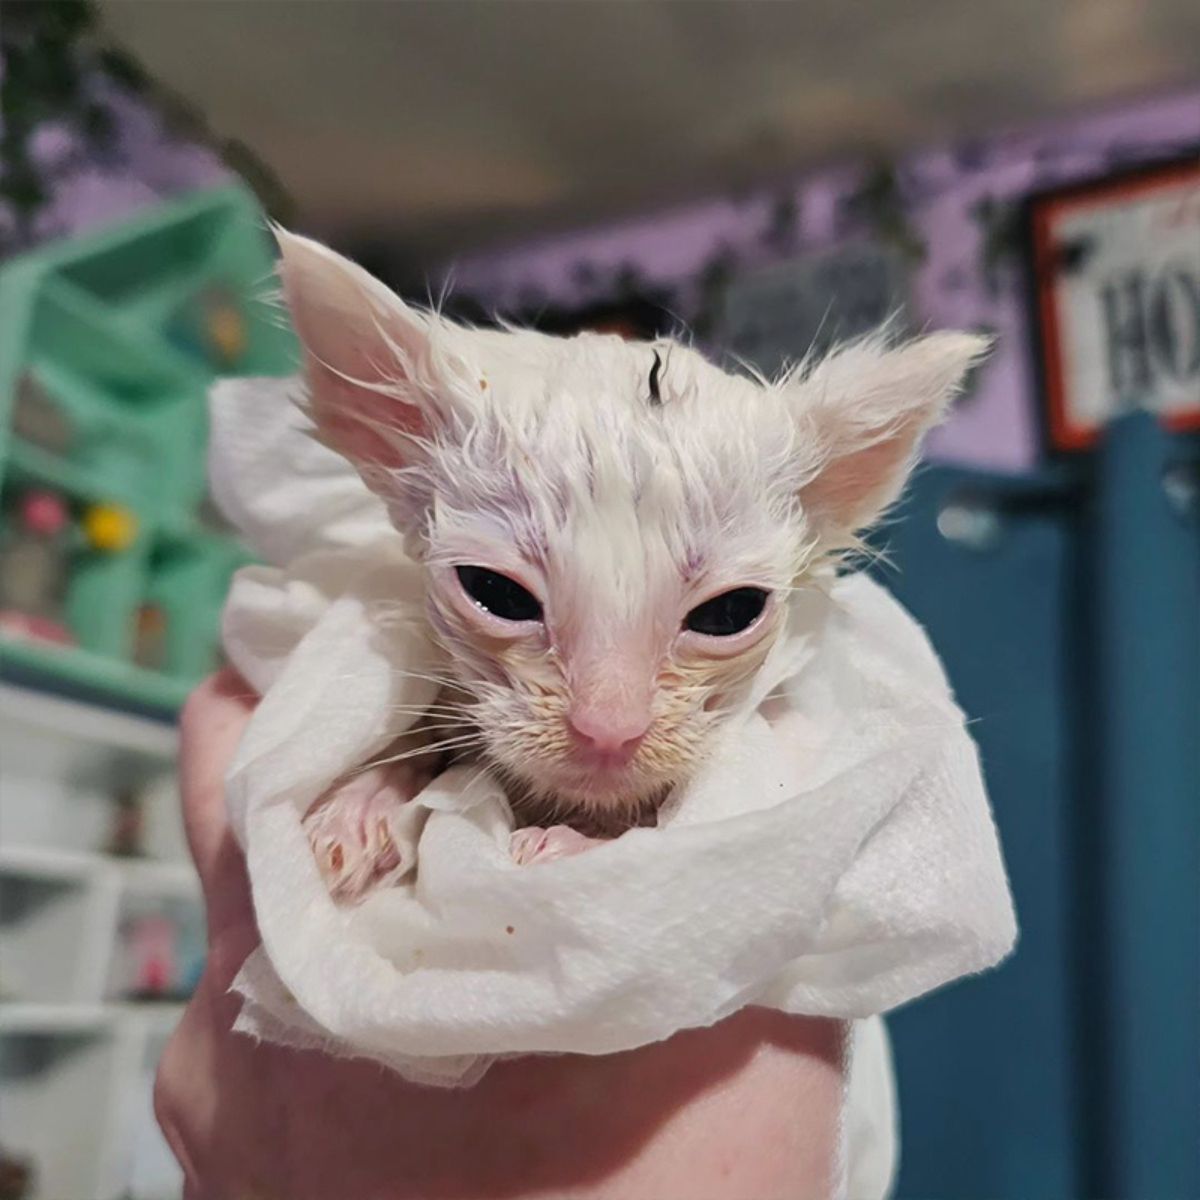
[303,766,425,902]
[510,824,599,866]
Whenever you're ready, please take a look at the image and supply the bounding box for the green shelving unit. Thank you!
[0,185,297,714]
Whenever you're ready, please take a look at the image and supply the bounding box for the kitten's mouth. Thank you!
[495,759,673,837]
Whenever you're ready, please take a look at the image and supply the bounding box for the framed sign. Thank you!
[715,243,909,380]
[1030,158,1200,451]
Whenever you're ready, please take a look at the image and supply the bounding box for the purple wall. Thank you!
[0,81,227,256]
[5,75,1196,472]
[444,91,1200,473]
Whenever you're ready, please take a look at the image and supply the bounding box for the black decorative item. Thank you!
[691,241,740,342]
[970,195,1025,298]
[760,191,801,255]
[840,161,927,262]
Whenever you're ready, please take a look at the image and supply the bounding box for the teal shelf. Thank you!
[0,636,194,710]
[0,185,298,713]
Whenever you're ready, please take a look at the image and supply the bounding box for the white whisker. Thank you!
[361,734,485,771]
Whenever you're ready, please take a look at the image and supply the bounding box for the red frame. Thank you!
[1030,159,1200,452]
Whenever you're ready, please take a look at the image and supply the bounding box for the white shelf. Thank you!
[0,684,190,1200]
[0,684,184,857]
[0,1000,186,1036]
[0,684,178,759]
[0,843,199,896]
[0,842,100,883]
[120,856,201,898]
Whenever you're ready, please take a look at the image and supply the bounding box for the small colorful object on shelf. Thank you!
[132,602,168,670]
[177,903,207,994]
[10,370,73,455]
[0,610,74,646]
[0,487,73,645]
[126,913,178,1000]
[0,1145,34,1200]
[111,894,204,1003]
[170,283,249,368]
[82,501,138,552]
[108,787,146,859]
[204,289,249,366]
[18,488,69,537]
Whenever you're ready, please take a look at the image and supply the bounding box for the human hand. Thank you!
[155,669,846,1200]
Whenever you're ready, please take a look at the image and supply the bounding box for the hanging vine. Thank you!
[0,0,292,253]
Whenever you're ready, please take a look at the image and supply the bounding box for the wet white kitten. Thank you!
[276,231,986,899]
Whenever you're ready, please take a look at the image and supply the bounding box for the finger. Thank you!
[179,669,258,923]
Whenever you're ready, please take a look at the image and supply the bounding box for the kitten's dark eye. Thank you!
[684,588,769,636]
[455,566,543,622]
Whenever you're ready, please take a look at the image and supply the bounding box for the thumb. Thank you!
[178,669,259,946]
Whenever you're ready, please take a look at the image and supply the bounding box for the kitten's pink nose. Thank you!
[567,708,649,768]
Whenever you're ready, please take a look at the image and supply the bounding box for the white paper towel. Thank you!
[210,375,1015,1192]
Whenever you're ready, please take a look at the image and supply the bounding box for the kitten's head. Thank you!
[278,232,986,824]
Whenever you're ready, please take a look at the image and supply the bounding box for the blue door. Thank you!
[876,414,1199,1199]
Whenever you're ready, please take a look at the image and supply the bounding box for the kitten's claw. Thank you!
[303,765,426,902]
[510,825,600,866]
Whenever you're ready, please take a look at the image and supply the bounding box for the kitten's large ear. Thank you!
[275,229,444,473]
[793,331,990,546]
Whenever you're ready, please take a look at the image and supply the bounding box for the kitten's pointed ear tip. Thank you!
[898,329,994,401]
[270,230,373,311]
[270,226,333,272]
[920,329,995,369]
[268,222,298,254]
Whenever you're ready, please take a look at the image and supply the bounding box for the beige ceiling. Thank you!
[98,0,1199,262]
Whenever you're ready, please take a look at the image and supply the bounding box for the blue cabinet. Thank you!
[878,415,1199,1199]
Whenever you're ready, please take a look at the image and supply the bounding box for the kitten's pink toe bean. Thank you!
[510,825,601,865]
[509,828,551,866]
[303,765,425,901]
[366,798,424,887]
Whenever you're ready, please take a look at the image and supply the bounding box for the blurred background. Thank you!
[0,3,1196,1198]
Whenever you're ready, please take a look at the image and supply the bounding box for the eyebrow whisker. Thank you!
[648,348,663,407]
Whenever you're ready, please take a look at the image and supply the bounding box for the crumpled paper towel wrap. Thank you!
[210,377,1017,1103]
